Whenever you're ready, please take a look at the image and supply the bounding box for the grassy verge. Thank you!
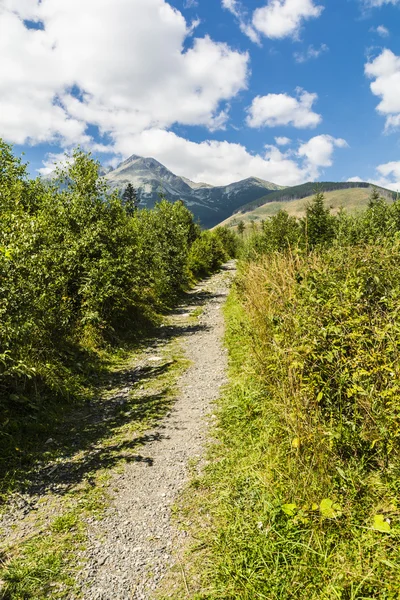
[0,338,189,600]
[167,247,400,599]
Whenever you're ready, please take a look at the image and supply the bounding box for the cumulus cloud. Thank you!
[275,136,291,145]
[246,89,321,128]
[294,43,328,63]
[348,161,400,192]
[109,128,347,187]
[297,134,348,179]
[0,0,249,147]
[1,0,347,187]
[373,161,400,190]
[252,0,323,40]
[365,48,400,130]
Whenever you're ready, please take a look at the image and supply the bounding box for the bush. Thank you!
[0,140,237,427]
[187,230,229,278]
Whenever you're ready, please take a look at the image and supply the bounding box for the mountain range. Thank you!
[104,155,283,228]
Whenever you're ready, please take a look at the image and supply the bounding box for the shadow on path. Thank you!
[0,271,230,503]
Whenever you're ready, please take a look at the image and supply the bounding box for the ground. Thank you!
[0,262,235,600]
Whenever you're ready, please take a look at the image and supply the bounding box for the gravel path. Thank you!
[79,261,235,600]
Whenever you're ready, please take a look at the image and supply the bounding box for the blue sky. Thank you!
[2,0,400,189]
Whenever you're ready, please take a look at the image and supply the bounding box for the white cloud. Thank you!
[375,25,390,36]
[222,0,240,13]
[365,48,400,130]
[294,43,328,63]
[38,152,71,177]
[347,176,363,182]
[349,161,400,192]
[252,0,323,40]
[373,161,400,190]
[1,0,347,188]
[364,0,400,6]
[184,0,198,7]
[275,136,291,145]
[110,128,347,187]
[297,134,348,178]
[221,0,261,44]
[246,89,321,129]
[0,0,249,147]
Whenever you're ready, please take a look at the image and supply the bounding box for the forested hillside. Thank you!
[234,180,395,215]
[0,140,237,498]
[217,186,395,229]
[177,190,400,598]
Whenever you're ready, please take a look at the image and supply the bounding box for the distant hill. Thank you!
[217,186,397,229]
[233,181,395,215]
[104,155,284,228]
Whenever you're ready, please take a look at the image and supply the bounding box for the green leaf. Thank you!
[372,514,391,533]
[319,498,342,519]
[282,503,297,516]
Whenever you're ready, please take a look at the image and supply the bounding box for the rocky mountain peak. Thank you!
[104,154,284,228]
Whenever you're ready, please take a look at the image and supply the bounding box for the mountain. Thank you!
[104,155,284,228]
[216,185,396,229]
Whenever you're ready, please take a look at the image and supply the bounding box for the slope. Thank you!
[233,181,395,215]
[218,186,396,229]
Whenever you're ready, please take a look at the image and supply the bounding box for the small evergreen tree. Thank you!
[368,187,382,208]
[122,183,139,215]
[269,210,300,251]
[237,220,245,235]
[303,188,335,249]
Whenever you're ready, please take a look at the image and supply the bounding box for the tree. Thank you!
[268,210,300,251]
[122,183,140,215]
[237,220,245,235]
[303,188,335,249]
[368,187,382,208]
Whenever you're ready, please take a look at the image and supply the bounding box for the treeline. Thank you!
[183,188,400,598]
[0,140,236,426]
[235,180,395,214]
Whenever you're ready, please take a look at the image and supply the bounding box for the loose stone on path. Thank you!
[79,261,235,600]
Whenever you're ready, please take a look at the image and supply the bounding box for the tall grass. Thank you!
[177,244,400,599]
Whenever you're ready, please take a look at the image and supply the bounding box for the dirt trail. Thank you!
[79,261,236,599]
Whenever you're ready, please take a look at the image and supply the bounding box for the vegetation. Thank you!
[234,180,395,215]
[0,139,236,499]
[121,182,140,214]
[236,220,245,235]
[219,187,398,230]
[172,187,400,599]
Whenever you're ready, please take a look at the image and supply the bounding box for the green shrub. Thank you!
[187,230,228,278]
[0,140,236,462]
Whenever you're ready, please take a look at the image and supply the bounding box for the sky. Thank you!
[1,0,400,190]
